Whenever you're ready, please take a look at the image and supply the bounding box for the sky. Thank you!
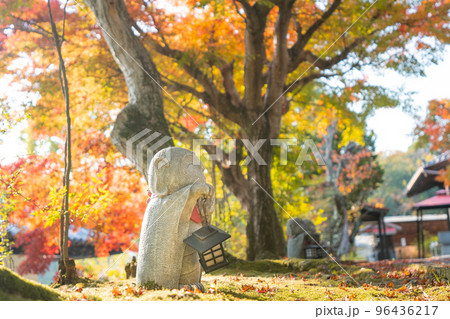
[1,48,450,163]
[366,48,450,153]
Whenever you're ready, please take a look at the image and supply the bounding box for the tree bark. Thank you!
[322,121,352,258]
[236,1,289,259]
[84,0,173,178]
[245,133,286,260]
[334,193,350,258]
[203,125,286,259]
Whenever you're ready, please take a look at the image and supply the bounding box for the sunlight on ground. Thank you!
[55,259,450,301]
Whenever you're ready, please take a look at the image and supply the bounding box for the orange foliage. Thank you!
[415,99,450,187]
[415,99,450,153]
[0,0,449,274]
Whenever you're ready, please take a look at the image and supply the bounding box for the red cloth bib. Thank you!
[190,205,202,224]
[147,190,202,224]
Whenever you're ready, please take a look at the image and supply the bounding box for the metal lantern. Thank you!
[184,225,231,273]
[304,245,325,259]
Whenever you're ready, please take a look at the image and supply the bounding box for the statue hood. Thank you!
[148,147,206,197]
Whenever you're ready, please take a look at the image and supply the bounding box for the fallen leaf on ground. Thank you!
[73,283,84,293]
[384,289,397,298]
[241,284,256,292]
[112,286,122,297]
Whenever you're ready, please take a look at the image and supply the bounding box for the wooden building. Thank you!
[384,214,449,258]
[404,151,450,258]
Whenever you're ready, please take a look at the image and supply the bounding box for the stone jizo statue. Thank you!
[136,147,215,291]
[286,218,320,258]
[125,256,137,279]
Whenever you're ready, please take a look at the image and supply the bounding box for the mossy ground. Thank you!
[2,258,448,301]
[54,258,450,301]
[0,267,61,301]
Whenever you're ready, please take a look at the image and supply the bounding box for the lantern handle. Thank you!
[197,196,210,226]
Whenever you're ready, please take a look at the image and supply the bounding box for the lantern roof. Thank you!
[184,225,231,253]
[360,205,389,221]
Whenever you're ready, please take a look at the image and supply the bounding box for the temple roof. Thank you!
[405,151,450,197]
[413,190,450,210]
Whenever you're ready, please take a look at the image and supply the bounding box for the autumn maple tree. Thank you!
[80,0,450,259]
[321,123,383,257]
[415,99,450,153]
[1,0,450,262]
[277,93,384,257]
[46,0,77,282]
[0,0,148,274]
[415,99,450,187]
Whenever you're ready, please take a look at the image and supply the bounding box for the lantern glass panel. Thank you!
[204,250,213,264]
[204,252,213,259]
[305,246,321,259]
[213,245,222,257]
[200,244,227,271]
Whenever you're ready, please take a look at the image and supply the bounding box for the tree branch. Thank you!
[284,72,330,94]
[151,41,245,126]
[293,37,363,71]
[323,120,338,185]
[238,0,273,114]
[264,0,295,138]
[289,0,342,60]
[232,0,246,21]
[9,14,52,38]
[134,11,244,122]
[219,61,243,108]
[162,77,209,102]
[84,0,174,178]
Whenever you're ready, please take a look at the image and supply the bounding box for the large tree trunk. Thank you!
[245,136,285,260]
[322,121,351,258]
[324,193,349,259]
[85,0,287,260]
[335,194,350,258]
[206,127,286,260]
[236,1,289,260]
[84,0,173,178]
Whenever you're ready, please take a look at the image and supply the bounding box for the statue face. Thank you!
[182,152,206,184]
[149,147,207,196]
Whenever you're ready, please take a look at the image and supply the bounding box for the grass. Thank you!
[54,257,450,301]
[1,257,449,301]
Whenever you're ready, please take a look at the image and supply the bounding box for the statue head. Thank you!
[148,147,206,197]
